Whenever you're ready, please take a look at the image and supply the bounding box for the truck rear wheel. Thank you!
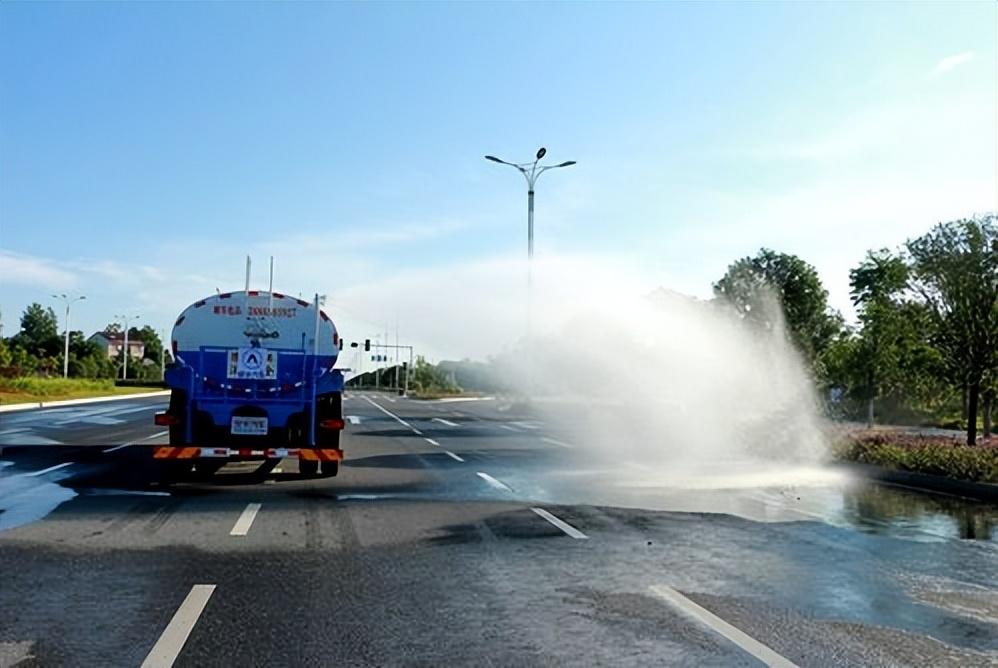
[321,460,339,477]
[299,459,319,476]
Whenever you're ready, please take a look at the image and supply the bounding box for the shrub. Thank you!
[834,433,998,483]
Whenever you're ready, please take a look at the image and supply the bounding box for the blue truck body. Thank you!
[156,290,344,476]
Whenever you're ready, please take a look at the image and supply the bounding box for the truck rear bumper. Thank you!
[153,446,343,461]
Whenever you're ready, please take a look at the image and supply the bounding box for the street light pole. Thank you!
[52,294,86,378]
[485,148,576,338]
[115,314,140,380]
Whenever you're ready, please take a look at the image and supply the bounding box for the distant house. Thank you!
[88,332,145,360]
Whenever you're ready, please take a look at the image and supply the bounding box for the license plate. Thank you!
[231,417,268,435]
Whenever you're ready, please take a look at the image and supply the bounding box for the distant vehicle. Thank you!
[154,290,344,479]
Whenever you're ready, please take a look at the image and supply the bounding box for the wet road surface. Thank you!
[1,392,997,666]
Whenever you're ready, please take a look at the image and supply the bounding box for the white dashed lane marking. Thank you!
[424,438,441,446]
[476,472,512,492]
[346,416,361,425]
[433,418,459,427]
[541,436,574,449]
[649,585,799,667]
[230,503,262,536]
[531,507,588,539]
[141,584,216,668]
[444,451,464,462]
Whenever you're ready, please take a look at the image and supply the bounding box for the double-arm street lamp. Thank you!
[115,313,141,380]
[484,148,576,336]
[52,294,86,378]
[485,147,576,267]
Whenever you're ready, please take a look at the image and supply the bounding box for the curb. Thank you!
[0,390,171,414]
[837,461,998,503]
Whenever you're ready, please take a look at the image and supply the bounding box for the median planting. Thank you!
[834,432,998,484]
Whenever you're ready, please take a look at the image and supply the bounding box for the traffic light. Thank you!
[364,339,371,352]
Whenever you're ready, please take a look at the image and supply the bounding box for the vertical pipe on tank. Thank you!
[309,293,321,447]
[244,255,252,329]
[268,256,274,310]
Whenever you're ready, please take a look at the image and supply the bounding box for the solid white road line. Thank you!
[476,471,512,492]
[346,415,361,425]
[649,585,798,668]
[140,584,216,668]
[444,450,465,462]
[103,430,170,453]
[230,503,262,536]
[531,507,588,539]
[25,462,74,477]
[384,397,396,403]
[433,418,459,427]
[540,436,574,449]
[363,396,415,428]
[424,438,441,446]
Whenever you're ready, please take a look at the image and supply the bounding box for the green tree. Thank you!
[907,215,998,445]
[847,250,910,424]
[411,356,459,394]
[66,331,116,379]
[0,338,12,367]
[129,325,165,363]
[12,303,61,359]
[713,249,843,368]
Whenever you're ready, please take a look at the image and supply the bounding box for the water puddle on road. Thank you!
[512,462,998,544]
[0,461,77,533]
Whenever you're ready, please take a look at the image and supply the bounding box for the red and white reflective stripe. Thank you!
[199,448,231,458]
[177,447,302,458]
[153,446,342,461]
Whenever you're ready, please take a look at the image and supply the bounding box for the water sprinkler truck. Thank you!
[154,290,344,478]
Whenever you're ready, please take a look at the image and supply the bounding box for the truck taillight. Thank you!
[319,419,345,431]
[155,412,179,426]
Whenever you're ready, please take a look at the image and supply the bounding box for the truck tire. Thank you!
[321,460,339,477]
[299,459,319,476]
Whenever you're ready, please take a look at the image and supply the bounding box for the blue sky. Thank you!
[1,2,995,358]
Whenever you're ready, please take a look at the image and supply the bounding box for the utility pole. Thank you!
[115,313,140,380]
[52,294,86,378]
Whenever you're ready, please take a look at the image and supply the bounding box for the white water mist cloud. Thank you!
[334,253,829,472]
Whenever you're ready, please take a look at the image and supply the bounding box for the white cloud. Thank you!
[0,250,78,289]
[930,51,975,76]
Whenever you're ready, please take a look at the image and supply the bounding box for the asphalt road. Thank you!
[1,393,997,667]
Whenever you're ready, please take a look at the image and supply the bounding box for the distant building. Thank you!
[88,332,145,360]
